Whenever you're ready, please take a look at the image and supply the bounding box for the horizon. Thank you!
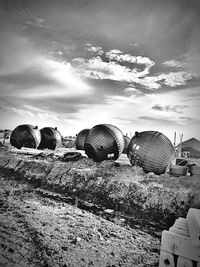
[0,0,200,142]
[1,126,199,145]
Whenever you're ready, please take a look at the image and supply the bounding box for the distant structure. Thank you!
[0,129,12,144]
[177,138,200,158]
[122,135,130,154]
[38,127,62,150]
[10,124,41,149]
[84,124,124,162]
[75,129,90,150]
[127,131,175,175]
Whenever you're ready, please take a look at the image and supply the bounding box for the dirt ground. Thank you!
[1,146,200,266]
[0,170,160,267]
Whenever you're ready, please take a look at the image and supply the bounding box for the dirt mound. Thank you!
[0,150,200,228]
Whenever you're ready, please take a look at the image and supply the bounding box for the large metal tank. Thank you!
[38,127,62,150]
[75,129,90,150]
[10,124,41,149]
[127,131,175,175]
[84,124,124,162]
[122,135,130,154]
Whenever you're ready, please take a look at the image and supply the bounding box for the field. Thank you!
[0,145,200,266]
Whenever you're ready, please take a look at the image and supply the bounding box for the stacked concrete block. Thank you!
[159,208,200,267]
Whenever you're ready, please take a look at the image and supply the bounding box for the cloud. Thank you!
[0,32,93,99]
[106,49,123,55]
[1,58,92,99]
[124,87,142,96]
[73,54,194,90]
[85,44,104,55]
[105,52,155,78]
[25,17,51,29]
[163,59,185,68]
[37,112,60,121]
[73,55,154,86]
[139,115,199,126]
[0,67,58,89]
[107,95,140,104]
[0,106,35,118]
[151,104,187,114]
[142,71,194,89]
[0,102,61,122]
[72,45,195,90]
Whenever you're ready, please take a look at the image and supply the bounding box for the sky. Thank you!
[0,0,200,142]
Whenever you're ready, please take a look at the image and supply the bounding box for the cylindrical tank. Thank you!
[75,129,90,150]
[10,124,41,149]
[122,135,130,154]
[38,127,62,150]
[127,131,175,175]
[84,124,124,162]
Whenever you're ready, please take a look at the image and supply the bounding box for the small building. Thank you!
[177,138,200,158]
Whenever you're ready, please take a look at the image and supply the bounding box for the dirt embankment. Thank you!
[0,149,200,228]
[0,171,160,267]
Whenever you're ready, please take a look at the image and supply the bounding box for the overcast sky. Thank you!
[0,0,200,141]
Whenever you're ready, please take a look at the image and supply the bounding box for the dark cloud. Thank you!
[0,91,106,118]
[24,95,105,115]
[0,0,199,139]
[139,115,199,125]
[151,104,187,113]
[0,67,58,89]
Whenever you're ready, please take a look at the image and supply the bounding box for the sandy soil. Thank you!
[0,171,160,267]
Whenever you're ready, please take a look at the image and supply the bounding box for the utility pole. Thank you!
[179,133,183,158]
[173,131,176,147]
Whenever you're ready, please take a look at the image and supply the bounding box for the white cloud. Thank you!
[106,49,123,55]
[1,106,35,117]
[105,52,155,77]
[107,95,140,104]
[72,46,195,90]
[16,58,93,99]
[124,87,142,96]
[1,104,60,122]
[0,33,93,99]
[37,112,60,121]
[73,56,150,84]
[57,50,63,56]
[85,44,104,55]
[73,55,193,89]
[142,71,193,89]
[124,87,139,93]
[163,59,185,68]
[161,72,193,87]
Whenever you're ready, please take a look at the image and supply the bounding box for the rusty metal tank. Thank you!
[84,124,124,162]
[122,135,130,154]
[75,129,90,150]
[38,127,62,150]
[10,124,41,149]
[127,131,175,175]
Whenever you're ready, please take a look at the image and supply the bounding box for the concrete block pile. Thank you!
[159,208,200,267]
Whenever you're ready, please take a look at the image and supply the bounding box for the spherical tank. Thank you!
[127,131,175,175]
[75,129,90,150]
[38,127,62,150]
[84,124,124,162]
[10,124,41,149]
[122,135,130,154]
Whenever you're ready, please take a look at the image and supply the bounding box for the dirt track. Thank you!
[0,170,160,267]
